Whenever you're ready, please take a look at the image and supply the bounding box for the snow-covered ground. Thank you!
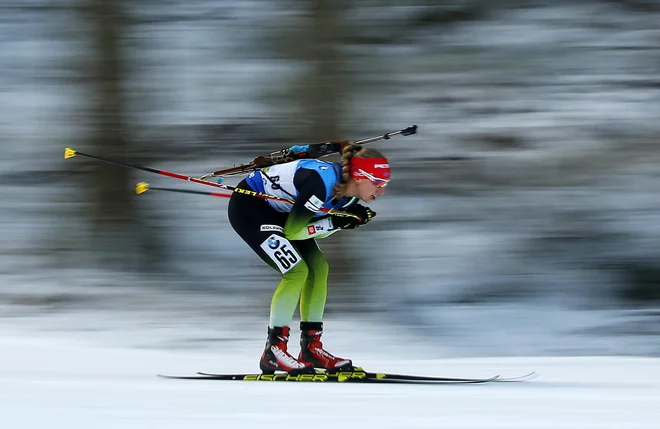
[1,333,659,429]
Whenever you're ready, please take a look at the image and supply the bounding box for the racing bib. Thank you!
[260,234,301,274]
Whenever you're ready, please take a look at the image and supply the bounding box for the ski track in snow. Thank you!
[0,335,659,429]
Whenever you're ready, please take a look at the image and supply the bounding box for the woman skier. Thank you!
[227,143,390,374]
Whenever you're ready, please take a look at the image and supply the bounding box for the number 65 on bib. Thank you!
[260,234,301,273]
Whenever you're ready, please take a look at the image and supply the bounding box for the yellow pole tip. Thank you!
[64,148,77,159]
[135,182,149,195]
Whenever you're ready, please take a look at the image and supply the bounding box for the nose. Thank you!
[375,187,386,196]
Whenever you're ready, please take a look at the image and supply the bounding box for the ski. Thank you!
[197,369,537,383]
[158,369,538,384]
[197,369,500,383]
[158,369,499,384]
[158,373,497,384]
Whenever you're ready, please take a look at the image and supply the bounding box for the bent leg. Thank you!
[295,239,329,323]
[228,185,309,328]
[269,258,308,327]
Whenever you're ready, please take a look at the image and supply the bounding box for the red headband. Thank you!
[350,157,391,180]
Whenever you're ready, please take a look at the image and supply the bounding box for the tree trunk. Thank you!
[298,0,363,311]
[83,0,166,271]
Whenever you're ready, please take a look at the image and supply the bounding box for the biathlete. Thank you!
[227,143,390,374]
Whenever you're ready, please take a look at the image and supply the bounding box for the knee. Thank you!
[282,258,309,281]
[308,255,329,279]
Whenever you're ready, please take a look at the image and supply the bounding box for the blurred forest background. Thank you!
[1,0,659,357]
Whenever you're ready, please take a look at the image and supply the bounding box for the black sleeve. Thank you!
[283,169,328,237]
[305,142,343,158]
[293,168,327,206]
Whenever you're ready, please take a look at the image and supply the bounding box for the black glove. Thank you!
[331,204,376,230]
[347,203,377,226]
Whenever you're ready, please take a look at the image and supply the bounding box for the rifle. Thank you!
[197,125,417,180]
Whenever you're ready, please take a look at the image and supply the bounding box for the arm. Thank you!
[288,141,349,159]
[283,169,340,241]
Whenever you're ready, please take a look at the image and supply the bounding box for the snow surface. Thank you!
[1,334,659,429]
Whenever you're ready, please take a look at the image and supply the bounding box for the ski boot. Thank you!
[298,322,354,373]
[260,326,316,375]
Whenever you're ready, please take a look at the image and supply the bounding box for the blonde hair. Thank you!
[333,144,387,198]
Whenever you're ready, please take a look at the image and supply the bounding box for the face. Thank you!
[355,177,387,203]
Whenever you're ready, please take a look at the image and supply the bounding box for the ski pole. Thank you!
[135,182,232,198]
[65,147,294,204]
[64,147,230,190]
[135,182,359,218]
[134,180,294,205]
[63,148,358,218]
